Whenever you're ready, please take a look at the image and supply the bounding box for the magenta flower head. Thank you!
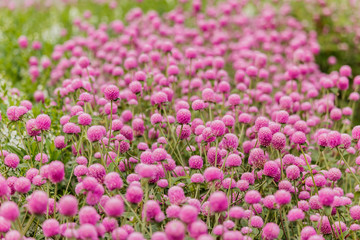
[42,219,60,237]
[78,56,90,69]
[274,190,291,205]
[104,85,120,101]
[222,133,239,150]
[286,165,300,180]
[28,191,48,215]
[262,223,280,240]
[0,201,19,221]
[291,131,307,145]
[54,136,66,149]
[254,117,269,131]
[287,208,305,221]
[318,188,335,206]
[263,161,280,178]
[276,110,289,124]
[179,205,198,224]
[350,206,360,220]
[244,190,261,204]
[226,154,242,168]
[327,168,341,182]
[209,191,228,212]
[26,119,40,136]
[189,155,203,169]
[4,153,20,169]
[58,195,78,217]
[168,186,186,205]
[14,177,31,193]
[35,114,51,131]
[210,120,225,137]
[79,206,100,225]
[104,172,123,191]
[248,148,267,169]
[165,220,185,240]
[126,185,143,204]
[258,127,272,146]
[352,126,360,140]
[327,131,341,148]
[87,125,106,142]
[176,109,191,124]
[203,167,223,182]
[48,161,65,183]
[271,132,286,150]
[250,216,263,228]
[104,197,124,217]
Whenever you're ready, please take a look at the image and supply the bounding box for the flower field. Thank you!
[0,0,360,239]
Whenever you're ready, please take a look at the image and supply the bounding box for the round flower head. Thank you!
[14,177,31,193]
[42,219,60,237]
[244,190,261,204]
[263,161,280,178]
[165,220,185,240]
[176,109,191,124]
[301,226,316,240]
[274,190,291,205]
[203,167,223,182]
[271,132,286,150]
[191,173,204,183]
[58,195,78,217]
[87,125,106,142]
[79,206,100,225]
[168,186,186,205]
[26,119,40,136]
[350,206,360,220]
[287,208,304,221]
[4,154,20,169]
[28,191,48,215]
[189,155,203,169]
[318,188,335,206]
[104,197,124,217]
[0,201,19,221]
[209,191,228,212]
[179,205,198,224]
[222,133,239,150]
[48,161,65,183]
[291,131,307,145]
[248,148,267,169]
[326,131,341,148]
[327,168,341,181]
[262,223,280,240]
[104,172,123,191]
[192,100,206,111]
[258,127,272,146]
[250,216,263,228]
[210,120,225,137]
[226,154,242,168]
[126,185,143,204]
[35,114,51,131]
[286,165,300,180]
[104,84,120,100]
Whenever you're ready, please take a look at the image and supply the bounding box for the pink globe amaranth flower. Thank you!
[126,185,143,204]
[318,188,335,206]
[327,131,341,148]
[35,114,51,131]
[248,148,267,169]
[209,191,228,213]
[263,161,279,178]
[271,132,286,150]
[54,136,66,149]
[176,109,191,124]
[87,125,106,142]
[35,153,48,164]
[104,84,120,101]
[350,205,360,220]
[28,191,48,215]
[352,126,360,140]
[222,133,239,150]
[262,223,280,240]
[340,65,352,77]
[258,127,272,146]
[34,90,45,103]
[179,205,198,224]
[301,226,316,240]
[14,177,31,193]
[191,173,204,183]
[226,154,242,168]
[79,206,100,225]
[244,190,261,204]
[104,197,124,217]
[210,120,225,137]
[168,186,186,205]
[166,205,181,219]
[274,190,291,205]
[250,216,263,228]
[58,195,78,217]
[48,161,65,183]
[78,56,90,69]
[78,113,92,125]
[176,124,191,139]
[0,216,10,233]
[78,224,98,240]
[4,153,19,169]
[286,165,300,180]
[42,219,60,237]
[254,117,269,131]
[18,35,28,48]
[291,131,307,144]
[26,119,40,136]
[112,227,129,240]
[287,208,305,221]
[327,168,341,181]
[6,106,19,121]
[189,155,203,169]
[104,172,123,191]
[192,99,206,111]
[204,167,223,182]
[165,220,185,240]
[63,122,81,134]
[0,201,19,221]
